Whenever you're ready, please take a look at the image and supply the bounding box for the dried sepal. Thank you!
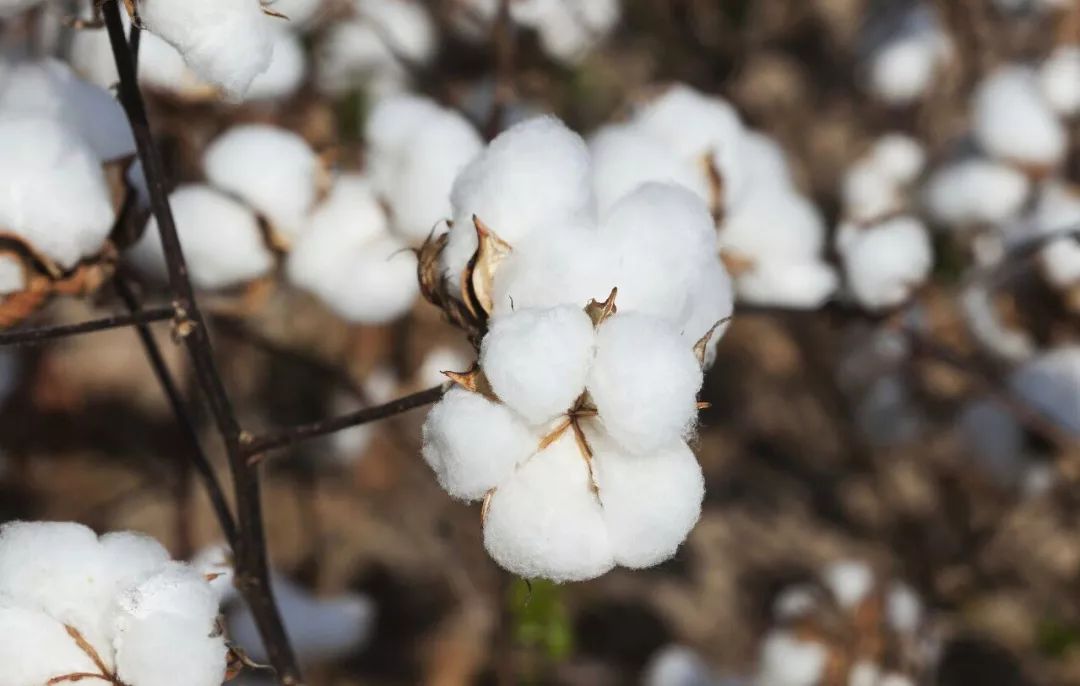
[417,231,487,345]
[584,287,618,327]
[700,149,725,223]
[719,248,754,277]
[443,365,498,401]
[0,231,63,279]
[693,318,728,367]
[465,215,512,318]
[480,488,495,524]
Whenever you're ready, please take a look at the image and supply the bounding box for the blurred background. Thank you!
[1,0,1080,684]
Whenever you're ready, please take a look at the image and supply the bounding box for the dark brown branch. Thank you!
[484,0,516,140]
[243,384,446,461]
[114,276,240,549]
[0,307,173,347]
[101,3,303,684]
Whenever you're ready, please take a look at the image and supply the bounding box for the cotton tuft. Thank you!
[973,66,1067,168]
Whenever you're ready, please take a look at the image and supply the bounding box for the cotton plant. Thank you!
[0,521,228,686]
[753,560,933,686]
[364,94,484,243]
[862,3,952,106]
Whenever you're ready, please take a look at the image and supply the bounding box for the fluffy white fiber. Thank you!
[136,0,274,98]
[244,26,308,102]
[839,216,933,310]
[1027,182,1080,289]
[265,0,324,25]
[286,174,419,323]
[869,134,926,185]
[129,184,275,290]
[822,560,874,609]
[923,159,1030,228]
[865,4,950,105]
[0,254,25,296]
[203,124,321,243]
[0,521,225,686]
[0,117,115,270]
[754,631,827,686]
[1040,46,1080,116]
[973,66,1067,168]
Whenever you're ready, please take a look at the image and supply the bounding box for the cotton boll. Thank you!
[481,306,596,424]
[443,116,595,286]
[840,216,933,311]
[354,0,437,65]
[973,66,1067,168]
[869,134,926,185]
[755,631,827,686]
[588,313,703,455]
[203,125,320,243]
[865,4,950,105]
[848,661,882,686]
[887,583,923,634]
[421,388,538,500]
[482,433,615,581]
[416,345,474,388]
[0,59,134,161]
[1010,346,1080,435]
[99,532,172,594]
[1024,182,1080,288]
[1039,46,1080,116]
[591,437,704,568]
[589,123,710,214]
[0,254,26,296]
[599,183,719,318]
[822,560,874,609]
[742,130,795,191]
[0,118,115,271]
[1040,237,1080,288]
[843,160,902,222]
[722,186,828,264]
[190,545,237,604]
[243,26,307,101]
[526,0,620,64]
[137,0,274,98]
[0,603,102,686]
[923,159,1030,228]
[678,260,735,366]
[285,175,419,323]
[129,184,275,290]
[229,574,374,666]
[734,259,838,310]
[643,645,716,686]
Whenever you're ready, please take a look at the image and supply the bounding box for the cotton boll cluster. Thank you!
[287,174,419,323]
[365,95,484,243]
[863,3,952,105]
[316,0,436,96]
[133,0,275,99]
[0,521,226,686]
[752,560,934,686]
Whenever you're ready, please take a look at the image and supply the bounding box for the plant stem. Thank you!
[0,307,173,347]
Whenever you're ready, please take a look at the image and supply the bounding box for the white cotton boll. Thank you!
[973,66,1067,168]
[421,388,538,500]
[722,186,828,264]
[848,661,882,686]
[1028,182,1080,288]
[316,21,403,96]
[99,532,172,593]
[129,185,274,290]
[443,116,596,285]
[203,125,320,243]
[887,583,923,634]
[113,562,220,628]
[525,0,620,64]
[1039,46,1080,116]
[644,645,716,686]
[229,574,374,666]
[734,259,838,310]
[742,130,794,190]
[481,306,596,424]
[959,398,1025,486]
[137,0,274,98]
[191,545,237,604]
[591,437,704,568]
[822,560,874,609]
[843,160,902,222]
[678,260,734,366]
[923,159,1030,228]
[0,118,115,271]
[285,175,419,323]
[355,0,437,64]
[1040,237,1080,288]
[599,183,719,319]
[0,603,102,686]
[243,26,307,101]
[416,346,473,388]
[588,313,703,455]
[773,585,819,620]
[633,85,748,208]
[867,33,942,105]
[0,59,134,161]
[589,123,710,214]
[869,134,926,185]
[0,254,26,296]
[1010,346,1080,435]
[755,631,827,686]
[482,433,615,581]
[840,216,933,310]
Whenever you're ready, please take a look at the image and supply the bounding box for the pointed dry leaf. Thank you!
[538,417,573,451]
[700,149,725,222]
[0,276,50,329]
[442,365,497,400]
[480,488,495,524]
[693,318,728,366]
[467,215,512,317]
[584,287,618,327]
[719,248,754,277]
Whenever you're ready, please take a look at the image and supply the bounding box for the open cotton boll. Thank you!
[482,433,615,582]
[517,0,620,64]
[843,159,902,222]
[865,4,950,105]
[130,185,274,290]
[643,645,716,686]
[742,130,795,191]
[0,59,134,161]
[973,66,1067,168]
[229,574,374,666]
[1040,46,1080,116]
[589,123,710,214]
[0,118,115,271]
[286,175,419,323]
[203,124,320,243]
[136,0,274,98]
[839,216,932,310]
[591,436,704,568]
[923,159,1030,228]
[480,306,596,425]
[0,604,103,686]
[588,313,703,455]
[678,260,735,365]
[1009,346,1080,435]
[822,560,874,609]
[632,85,748,208]
[421,388,538,500]
[0,254,26,296]
[887,583,923,634]
[354,0,437,64]
[1026,182,1080,288]
[443,116,596,286]
[869,134,926,185]
[722,186,828,264]
[733,259,837,309]
[754,631,827,686]
[243,26,307,101]
[600,183,719,318]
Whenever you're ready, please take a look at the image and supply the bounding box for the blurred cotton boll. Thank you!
[923,158,1030,229]
[864,4,951,105]
[838,216,933,311]
[973,65,1067,169]
[1039,46,1080,116]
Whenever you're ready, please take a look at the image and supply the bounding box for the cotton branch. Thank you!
[100,2,303,683]
[0,307,173,347]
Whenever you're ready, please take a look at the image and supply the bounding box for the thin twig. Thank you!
[0,307,173,347]
[101,2,303,683]
[484,0,516,140]
[243,384,446,460]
